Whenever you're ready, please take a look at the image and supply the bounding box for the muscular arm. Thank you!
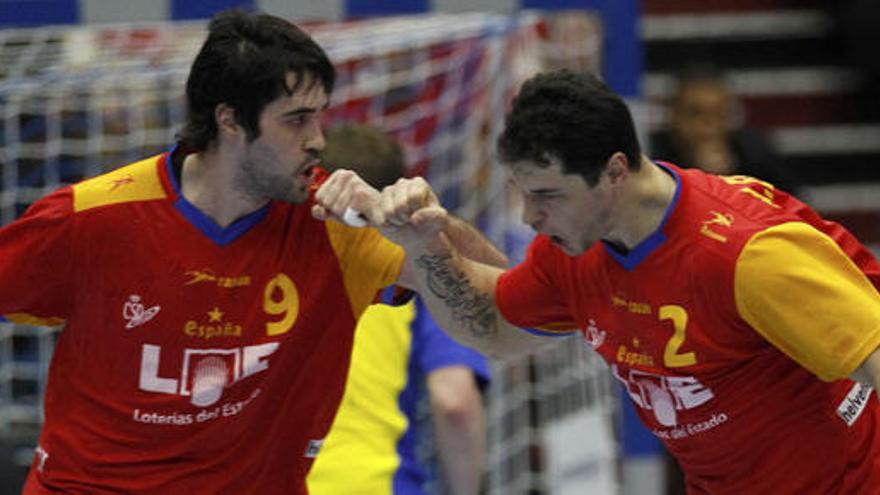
[348,176,548,358]
[399,231,547,359]
[428,366,486,495]
[442,216,507,268]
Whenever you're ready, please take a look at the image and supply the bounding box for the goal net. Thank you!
[0,11,617,493]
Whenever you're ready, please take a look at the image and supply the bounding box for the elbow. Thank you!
[436,396,482,428]
[429,369,485,426]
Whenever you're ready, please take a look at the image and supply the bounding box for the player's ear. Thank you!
[214,103,241,138]
[603,152,630,186]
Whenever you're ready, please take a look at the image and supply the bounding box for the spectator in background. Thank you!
[649,66,800,195]
[307,123,492,495]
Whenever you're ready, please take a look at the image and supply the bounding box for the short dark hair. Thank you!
[179,10,335,150]
[497,70,641,186]
[322,124,405,189]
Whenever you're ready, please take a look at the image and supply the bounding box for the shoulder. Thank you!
[19,184,75,220]
[663,167,804,292]
[71,154,168,214]
[736,221,877,283]
[672,166,812,256]
[679,167,801,224]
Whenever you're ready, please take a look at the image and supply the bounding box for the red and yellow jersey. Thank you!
[497,162,880,494]
[0,151,404,494]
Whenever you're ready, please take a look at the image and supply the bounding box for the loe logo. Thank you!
[612,365,714,427]
[139,343,279,407]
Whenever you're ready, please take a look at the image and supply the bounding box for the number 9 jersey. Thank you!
[497,162,880,494]
[0,149,404,494]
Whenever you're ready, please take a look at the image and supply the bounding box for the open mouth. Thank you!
[299,161,319,182]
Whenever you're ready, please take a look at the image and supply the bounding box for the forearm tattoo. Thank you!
[415,254,497,339]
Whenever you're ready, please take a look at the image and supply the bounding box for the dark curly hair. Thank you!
[179,10,335,150]
[497,70,641,186]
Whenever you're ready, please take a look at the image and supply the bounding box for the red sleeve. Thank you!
[496,235,578,334]
[0,187,76,324]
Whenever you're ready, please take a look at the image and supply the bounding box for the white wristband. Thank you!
[342,207,368,227]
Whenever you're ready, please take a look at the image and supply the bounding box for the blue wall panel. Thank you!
[521,0,601,9]
[0,0,78,26]
[345,0,429,17]
[171,0,255,20]
[601,0,641,97]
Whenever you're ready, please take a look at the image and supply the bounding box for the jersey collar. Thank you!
[162,145,271,246]
[602,162,681,271]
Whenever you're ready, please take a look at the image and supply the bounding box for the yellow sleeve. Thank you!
[325,221,405,318]
[735,221,880,381]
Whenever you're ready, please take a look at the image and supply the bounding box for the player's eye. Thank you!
[534,193,561,202]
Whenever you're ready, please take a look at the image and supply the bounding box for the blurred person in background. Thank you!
[649,66,800,196]
[307,123,492,495]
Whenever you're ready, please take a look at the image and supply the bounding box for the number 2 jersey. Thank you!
[497,162,880,494]
[0,149,404,494]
